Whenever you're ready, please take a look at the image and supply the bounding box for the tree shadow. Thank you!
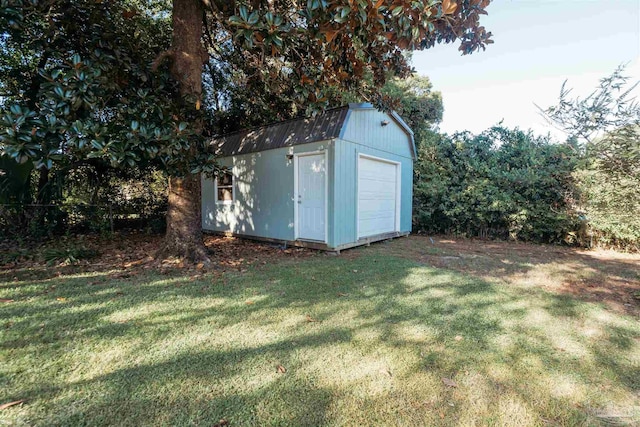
[1,242,639,425]
[376,235,640,316]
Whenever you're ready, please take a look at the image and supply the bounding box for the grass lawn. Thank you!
[1,235,639,426]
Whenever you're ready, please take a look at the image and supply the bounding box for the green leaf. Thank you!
[239,5,249,21]
[247,11,259,25]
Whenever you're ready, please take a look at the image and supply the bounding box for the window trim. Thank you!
[214,169,235,205]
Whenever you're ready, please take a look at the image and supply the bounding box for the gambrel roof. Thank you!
[210,103,415,158]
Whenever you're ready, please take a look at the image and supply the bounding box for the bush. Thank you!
[0,167,168,240]
[576,169,640,251]
[41,246,100,266]
[413,127,581,245]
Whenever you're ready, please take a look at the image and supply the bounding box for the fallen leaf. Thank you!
[305,314,317,322]
[213,419,228,427]
[337,292,348,297]
[352,269,358,273]
[0,399,25,410]
[0,299,14,303]
[379,368,393,377]
[276,364,286,373]
[56,297,66,302]
[454,335,463,341]
[245,300,254,305]
[442,377,457,388]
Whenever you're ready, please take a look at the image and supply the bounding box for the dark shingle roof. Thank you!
[210,106,349,157]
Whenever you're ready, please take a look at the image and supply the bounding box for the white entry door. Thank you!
[358,155,399,238]
[296,153,326,241]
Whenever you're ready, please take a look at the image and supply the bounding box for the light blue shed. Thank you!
[202,103,415,252]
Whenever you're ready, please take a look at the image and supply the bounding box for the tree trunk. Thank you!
[34,167,50,232]
[162,174,210,261]
[160,0,210,264]
[36,167,49,204]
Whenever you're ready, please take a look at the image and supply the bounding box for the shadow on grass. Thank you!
[1,249,639,425]
[375,235,640,316]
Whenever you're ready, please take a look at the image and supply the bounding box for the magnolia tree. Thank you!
[1,0,493,262]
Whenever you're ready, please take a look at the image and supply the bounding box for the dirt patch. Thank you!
[369,235,640,317]
[0,232,315,283]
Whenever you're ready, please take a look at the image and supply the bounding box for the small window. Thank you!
[215,170,234,203]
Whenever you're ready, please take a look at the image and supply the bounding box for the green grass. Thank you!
[1,243,639,426]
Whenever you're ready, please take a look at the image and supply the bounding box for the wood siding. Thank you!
[202,141,335,245]
[340,108,414,159]
[331,138,413,247]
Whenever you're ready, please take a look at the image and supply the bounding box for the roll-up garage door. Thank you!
[357,156,399,238]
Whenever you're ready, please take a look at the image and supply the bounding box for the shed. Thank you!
[202,103,415,252]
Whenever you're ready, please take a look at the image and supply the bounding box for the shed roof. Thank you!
[210,103,415,158]
[210,106,348,157]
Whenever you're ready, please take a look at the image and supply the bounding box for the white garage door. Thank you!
[358,156,399,238]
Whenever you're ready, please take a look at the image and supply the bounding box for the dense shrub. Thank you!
[413,127,582,244]
[575,168,640,251]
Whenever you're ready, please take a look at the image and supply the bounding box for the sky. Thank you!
[411,0,640,138]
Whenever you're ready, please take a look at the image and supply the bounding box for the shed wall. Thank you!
[202,140,335,245]
[340,109,414,159]
[332,138,413,247]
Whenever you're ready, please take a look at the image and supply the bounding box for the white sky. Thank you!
[411,0,640,139]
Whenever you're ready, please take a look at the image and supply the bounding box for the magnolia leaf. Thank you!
[442,0,457,14]
[239,5,249,21]
[247,11,259,25]
[0,400,25,410]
